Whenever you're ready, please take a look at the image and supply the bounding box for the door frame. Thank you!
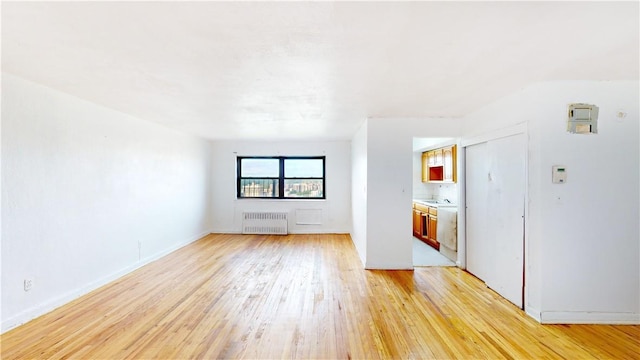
[457,122,529,308]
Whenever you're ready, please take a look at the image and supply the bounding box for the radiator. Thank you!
[242,212,288,235]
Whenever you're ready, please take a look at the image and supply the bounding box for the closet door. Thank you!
[465,134,525,308]
[485,134,525,308]
[465,142,490,281]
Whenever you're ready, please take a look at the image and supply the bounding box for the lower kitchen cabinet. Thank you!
[412,208,422,238]
[412,202,439,250]
[427,209,438,244]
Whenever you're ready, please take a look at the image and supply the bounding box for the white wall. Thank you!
[463,80,639,324]
[412,152,426,198]
[0,70,3,331]
[351,122,368,265]
[209,140,351,234]
[1,74,213,332]
[351,118,462,269]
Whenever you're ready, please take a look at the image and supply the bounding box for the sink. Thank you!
[414,199,456,207]
[423,199,449,204]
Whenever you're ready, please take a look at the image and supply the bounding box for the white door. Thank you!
[465,142,490,281]
[485,134,525,307]
[465,133,525,308]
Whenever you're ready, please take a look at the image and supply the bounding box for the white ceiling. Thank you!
[2,1,638,141]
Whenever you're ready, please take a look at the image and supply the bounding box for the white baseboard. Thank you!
[1,231,210,333]
[365,261,414,270]
[288,229,350,234]
[540,311,640,324]
[210,229,241,234]
[525,306,542,322]
[209,229,351,235]
[509,304,638,325]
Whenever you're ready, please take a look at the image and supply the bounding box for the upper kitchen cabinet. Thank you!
[422,145,457,183]
[443,145,457,182]
[427,148,443,167]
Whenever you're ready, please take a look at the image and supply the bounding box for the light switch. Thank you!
[552,165,567,184]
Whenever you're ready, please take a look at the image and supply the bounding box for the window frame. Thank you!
[236,156,326,200]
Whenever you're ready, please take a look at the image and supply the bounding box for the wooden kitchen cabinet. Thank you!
[422,145,457,183]
[412,202,439,250]
[427,208,438,244]
[421,152,429,182]
[433,149,443,166]
[412,207,422,238]
[443,145,457,182]
[425,149,443,167]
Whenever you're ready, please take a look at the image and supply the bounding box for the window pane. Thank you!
[241,158,280,177]
[240,179,279,198]
[284,159,323,178]
[284,179,323,198]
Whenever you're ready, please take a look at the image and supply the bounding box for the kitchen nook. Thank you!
[413,141,459,264]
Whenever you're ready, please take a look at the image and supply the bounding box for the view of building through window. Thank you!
[239,179,279,197]
[237,157,325,199]
[284,179,323,198]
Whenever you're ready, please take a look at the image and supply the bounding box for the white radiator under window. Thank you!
[242,212,288,235]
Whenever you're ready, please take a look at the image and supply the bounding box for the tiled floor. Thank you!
[413,237,455,267]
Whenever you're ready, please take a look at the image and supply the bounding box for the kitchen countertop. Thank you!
[413,199,458,208]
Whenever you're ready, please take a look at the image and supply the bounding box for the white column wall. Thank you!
[1,74,213,332]
[351,118,463,269]
[351,121,368,266]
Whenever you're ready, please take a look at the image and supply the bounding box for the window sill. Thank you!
[235,198,326,202]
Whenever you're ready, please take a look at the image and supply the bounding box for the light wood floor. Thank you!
[2,234,638,359]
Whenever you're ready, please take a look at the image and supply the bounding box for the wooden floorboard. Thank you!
[2,233,638,359]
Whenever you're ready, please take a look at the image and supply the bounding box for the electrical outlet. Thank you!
[24,278,33,292]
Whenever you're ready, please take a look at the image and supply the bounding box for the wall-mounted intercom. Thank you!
[567,103,598,134]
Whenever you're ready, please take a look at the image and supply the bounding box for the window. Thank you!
[237,156,325,199]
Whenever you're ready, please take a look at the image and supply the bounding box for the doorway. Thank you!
[412,137,458,267]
